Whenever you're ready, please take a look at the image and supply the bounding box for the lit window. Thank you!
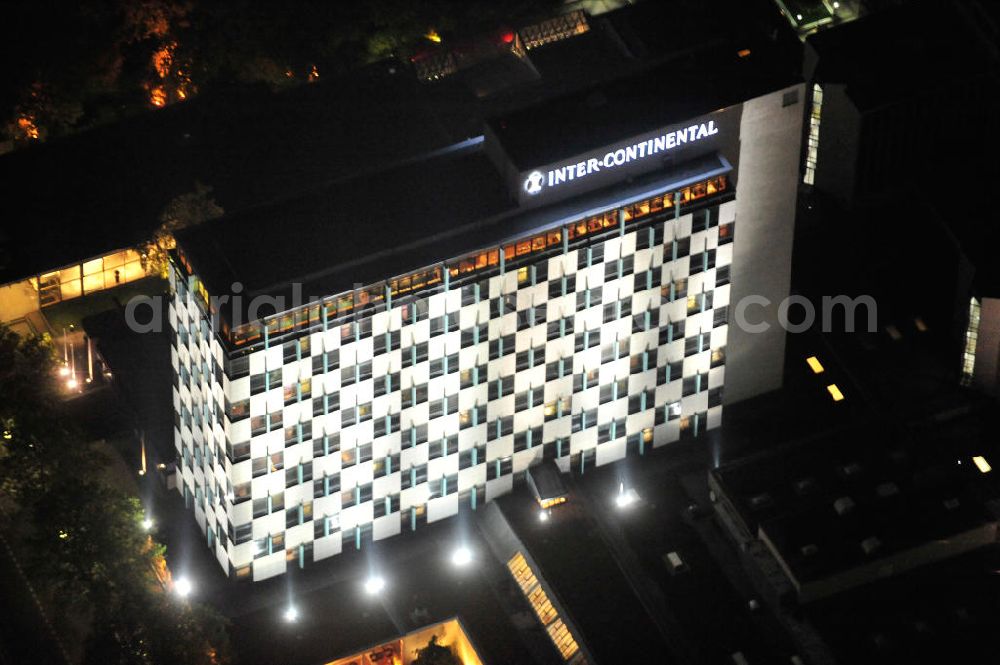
[804,84,822,185]
[507,551,580,661]
[806,356,825,374]
[961,298,980,386]
[973,456,992,474]
[827,384,844,402]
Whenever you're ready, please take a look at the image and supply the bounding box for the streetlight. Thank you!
[174,576,193,598]
[364,575,386,595]
[283,606,299,623]
[451,546,473,567]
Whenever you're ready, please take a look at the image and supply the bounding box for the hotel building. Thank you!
[168,11,804,581]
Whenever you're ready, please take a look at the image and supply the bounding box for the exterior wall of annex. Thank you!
[168,85,803,582]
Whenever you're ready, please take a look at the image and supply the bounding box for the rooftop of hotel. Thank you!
[174,146,733,322]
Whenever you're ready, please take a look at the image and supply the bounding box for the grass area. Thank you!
[41,276,168,333]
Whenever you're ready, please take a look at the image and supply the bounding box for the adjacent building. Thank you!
[802,0,998,208]
[709,421,1000,604]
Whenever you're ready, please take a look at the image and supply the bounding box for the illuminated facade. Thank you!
[326,617,483,665]
[0,247,151,333]
[168,82,804,581]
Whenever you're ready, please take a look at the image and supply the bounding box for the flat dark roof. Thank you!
[806,0,992,111]
[805,548,1000,665]
[498,489,676,665]
[176,148,731,325]
[1,0,799,287]
[710,421,1000,585]
[492,7,800,170]
[175,142,514,299]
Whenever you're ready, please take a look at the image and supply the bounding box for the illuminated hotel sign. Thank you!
[523,120,720,196]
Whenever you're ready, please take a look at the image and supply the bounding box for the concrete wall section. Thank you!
[725,84,805,404]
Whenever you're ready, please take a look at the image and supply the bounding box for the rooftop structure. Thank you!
[709,422,1000,603]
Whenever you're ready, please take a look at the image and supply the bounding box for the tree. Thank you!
[0,322,231,664]
[2,0,564,145]
[0,327,91,511]
[141,182,224,277]
[412,635,461,665]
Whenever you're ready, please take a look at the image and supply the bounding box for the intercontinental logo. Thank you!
[523,170,545,195]
[522,119,719,196]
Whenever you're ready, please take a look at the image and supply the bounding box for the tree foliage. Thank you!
[412,635,462,665]
[0,324,230,664]
[1,0,560,144]
[0,326,83,508]
[141,181,224,277]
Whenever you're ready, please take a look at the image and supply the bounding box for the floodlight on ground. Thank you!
[284,606,299,623]
[66,378,78,390]
[615,482,639,509]
[451,546,473,567]
[174,576,193,598]
[364,575,386,595]
[58,365,70,377]
[539,510,549,522]
[141,517,153,531]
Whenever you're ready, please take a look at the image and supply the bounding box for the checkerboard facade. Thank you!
[170,194,735,581]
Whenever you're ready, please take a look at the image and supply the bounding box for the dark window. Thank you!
[548,274,576,299]
[374,372,399,397]
[373,331,401,354]
[668,237,691,262]
[489,334,515,360]
[716,264,731,287]
[657,360,684,385]
[636,224,664,250]
[312,350,340,375]
[682,372,708,397]
[461,323,488,348]
[227,356,250,380]
[713,306,729,328]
